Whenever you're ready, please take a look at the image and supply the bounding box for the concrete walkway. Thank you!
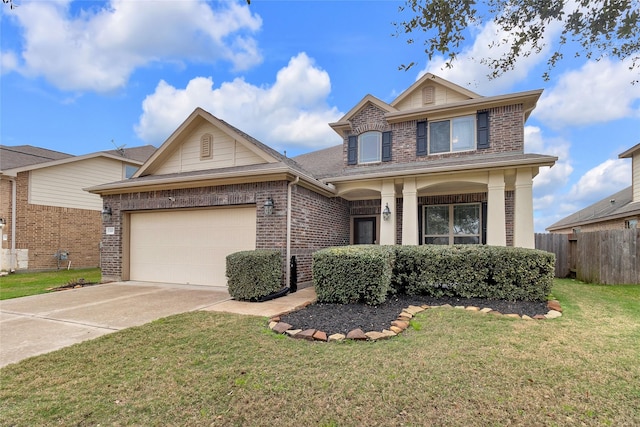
[0,282,316,368]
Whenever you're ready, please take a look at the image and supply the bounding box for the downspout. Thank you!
[286,176,299,287]
[10,177,17,272]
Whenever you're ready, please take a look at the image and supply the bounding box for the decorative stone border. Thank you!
[268,299,563,342]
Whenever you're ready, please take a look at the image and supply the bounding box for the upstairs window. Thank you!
[416,111,489,156]
[359,131,381,163]
[348,131,392,165]
[429,115,475,154]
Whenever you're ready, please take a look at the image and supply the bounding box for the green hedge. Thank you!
[314,245,555,304]
[226,250,282,301]
[313,245,395,305]
[395,245,555,301]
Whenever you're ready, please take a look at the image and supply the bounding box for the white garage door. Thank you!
[129,207,256,286]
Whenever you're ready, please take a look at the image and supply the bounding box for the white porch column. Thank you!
[402,178,418,245]
[380,179,396,245]
[514,168,535,248]
[486,170,506,246]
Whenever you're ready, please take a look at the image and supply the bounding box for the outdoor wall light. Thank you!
[0,217,5,228]
[382,203,391,221]
[101,205,112,222]
[264,197,274,216]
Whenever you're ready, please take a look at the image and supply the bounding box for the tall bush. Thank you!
[313,245,394,305]
[226,250,282,301]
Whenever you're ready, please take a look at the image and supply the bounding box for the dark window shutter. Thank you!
[382,131,392,162]
[416,120,427,156]
[477,111,490,149]
[481,201,488,244]
[347,135,357,165]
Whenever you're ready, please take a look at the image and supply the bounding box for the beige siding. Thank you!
[633,152,640,203]
[154,123,267,175]
[395,83,472,111]
[29,157,125,211]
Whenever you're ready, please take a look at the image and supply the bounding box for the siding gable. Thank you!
[29,157,127,211]
[153,122,268,175]
[393,81,475,111]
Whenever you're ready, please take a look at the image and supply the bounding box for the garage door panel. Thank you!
[129,207,256,286]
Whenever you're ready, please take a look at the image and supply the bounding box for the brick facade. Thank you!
[7,172,101,270]
[100,180,349,286]
[342,104,525,168]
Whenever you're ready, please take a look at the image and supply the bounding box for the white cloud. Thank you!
[535,58,640,128]
[566,158,632,205]
[525,126,573,195]
[135,53,343,152]
[1,50,19,74]
[418,20,561,95]
[9,0,262,92]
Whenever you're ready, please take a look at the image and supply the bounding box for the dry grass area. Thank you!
[1,279,638,426]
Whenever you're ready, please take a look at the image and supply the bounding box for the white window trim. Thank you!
[428,114,476,155]
[423,203,482,245]
[358,131,382,164]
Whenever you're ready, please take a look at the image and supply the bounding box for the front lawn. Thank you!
[0,268,102,300]
[1,279,638,426]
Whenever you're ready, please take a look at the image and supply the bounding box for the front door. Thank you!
[354,217,377,244]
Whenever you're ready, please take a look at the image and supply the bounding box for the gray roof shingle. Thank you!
[0,145,72,171]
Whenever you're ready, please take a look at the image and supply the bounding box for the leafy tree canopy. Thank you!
[394,0,639,81]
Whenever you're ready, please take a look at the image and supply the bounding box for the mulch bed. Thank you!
[280,294,549,336]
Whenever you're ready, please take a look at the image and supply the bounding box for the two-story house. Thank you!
[0,145,156,272]
[88,73,557,287]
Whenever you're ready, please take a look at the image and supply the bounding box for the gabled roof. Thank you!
[546,186,639,231]
[384,89,543,124]
[0,145,72,171]
[89,108,335,196]
[328,94,397,134]
[619,142,640,159]
[135,108,285,178]
[390,72,480,108]
[1,144,154,177]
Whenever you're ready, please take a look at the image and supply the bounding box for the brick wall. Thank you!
[13,172,101,270]
[100,181,290,282]
[551,215,639,234]
[290,185,350,284]
[341,103,525,169]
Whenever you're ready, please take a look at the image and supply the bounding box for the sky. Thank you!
[1,0,639,232]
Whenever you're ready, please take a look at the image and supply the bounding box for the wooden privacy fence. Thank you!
[535,229,640,284]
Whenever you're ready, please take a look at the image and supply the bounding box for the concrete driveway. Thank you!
[0,281,231,368]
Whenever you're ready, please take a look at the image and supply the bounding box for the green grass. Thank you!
[0,268,102,300]
[1,279,639,426]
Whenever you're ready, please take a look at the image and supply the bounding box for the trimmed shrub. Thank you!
[394,245,555,302]
[226,250,282,301]
[313,245,395,305]
[393,245,490,298]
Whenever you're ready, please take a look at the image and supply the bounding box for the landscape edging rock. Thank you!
[268,300,563,342]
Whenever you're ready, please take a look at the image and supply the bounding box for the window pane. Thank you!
[425,206,449,235]
[429,121,450,154]
[454,236,480,244]
[452,116,474,151]
[426,237,450,245]
[453,204,480,235]
[358,132,381,163]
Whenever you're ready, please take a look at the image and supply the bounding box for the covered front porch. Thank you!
[336,167,537,249]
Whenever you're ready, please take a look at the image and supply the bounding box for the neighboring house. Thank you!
[547,143,640,233]
[88,73,557,287]
[0,145,156,272]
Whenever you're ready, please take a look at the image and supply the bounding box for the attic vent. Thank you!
[422,86,435,105]
[200,134,213,160]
